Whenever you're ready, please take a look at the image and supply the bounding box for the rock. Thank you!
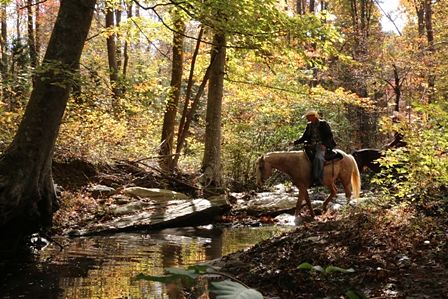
[231,184,368,216]
[122,187,189,200]
[67,194,230,236]
[274,213,297,226]
[111,194,132,205]
[87,184,116,198]
[109,201,150,216]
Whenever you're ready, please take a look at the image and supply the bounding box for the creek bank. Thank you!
[212,208,448,298]
[51,158,448,298]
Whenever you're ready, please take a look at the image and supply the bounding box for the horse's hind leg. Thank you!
[343,181,352,203]
[340,174,352,203]
[322,183,337,211]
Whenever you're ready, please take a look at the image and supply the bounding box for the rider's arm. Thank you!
[294,125,310,145]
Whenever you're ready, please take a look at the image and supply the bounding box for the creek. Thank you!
[1,225,293,298]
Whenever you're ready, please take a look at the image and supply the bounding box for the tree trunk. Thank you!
[174,27,205,169]
[309,0,315,13]
[392,64,401,112]
[115,7,122,72]
[174,58,212,169]
[159,15,185,171]
[106,6,121,102]
[177,27,203,145]
[1,3,8,101]
[122,2,132,78]
[27,0,37,68]
[0,0,96,255]
[201,32,226,192]
[321,1,328,11]
[15,2,20,40]
[415,1,425,37]
[35,1,41,62]
[424,0,435,103]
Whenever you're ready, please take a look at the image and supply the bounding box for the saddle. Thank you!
[324,149,343,163]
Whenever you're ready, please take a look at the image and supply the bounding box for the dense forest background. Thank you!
[0,0,446,220]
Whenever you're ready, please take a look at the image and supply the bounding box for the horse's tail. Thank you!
[348,154,361,198]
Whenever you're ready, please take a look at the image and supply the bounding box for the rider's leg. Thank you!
[313,144,325,184]
[313,144,325,183]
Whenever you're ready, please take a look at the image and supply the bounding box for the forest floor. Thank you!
[52,159,448,299]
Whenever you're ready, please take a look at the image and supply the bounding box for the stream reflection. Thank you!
[0,225,292,299]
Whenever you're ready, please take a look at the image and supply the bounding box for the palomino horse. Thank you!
[255,150,361,217]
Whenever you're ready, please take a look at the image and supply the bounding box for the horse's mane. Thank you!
[263,150,307,159]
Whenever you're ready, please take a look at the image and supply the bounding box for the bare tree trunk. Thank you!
[35,1,41,61]
[392,64,401,112]
[174,27,204,168]
[415,0,425,37]
[424,0,435,103]
[106,5,121,102]
[0,3,8,100]
[16,2,21,39]
[115,6,122,71]
[309,0,315,13]
[174,58,212,169]
[0,0,96,255]
[321,0,328,11]
[27,0,37,68]
[122,2,132,78]
[177,28,203,140]
[296,0,305,15]
[201,32,226,192]
[159,15,185,171]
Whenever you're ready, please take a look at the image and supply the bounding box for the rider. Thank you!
[294,110,336,186]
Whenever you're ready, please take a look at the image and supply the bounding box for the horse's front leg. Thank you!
[322,182,337,211]
[304,191,315,217]
[295,192,305,217]
[296,188,314,217]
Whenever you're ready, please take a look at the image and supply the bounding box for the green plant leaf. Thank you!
[297,262,313,270]
[325,266,355,273]
[345,290,368,299]
[210,280,263,299]
[297,262,325,273]
[345,290,360,299]
[187,264,211,274]
[165,267,200,280]
[164,267,200,287]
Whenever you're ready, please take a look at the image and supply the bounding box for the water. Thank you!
[0,225,292,298]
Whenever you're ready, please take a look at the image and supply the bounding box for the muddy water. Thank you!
[0,225,292,298]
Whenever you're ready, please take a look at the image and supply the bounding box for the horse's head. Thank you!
[255,155,272,186]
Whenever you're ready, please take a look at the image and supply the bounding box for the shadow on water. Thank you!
[0,225,291,299]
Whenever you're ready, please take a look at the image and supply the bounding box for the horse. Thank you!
[351,148,383,173]
[255,150,361,217]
